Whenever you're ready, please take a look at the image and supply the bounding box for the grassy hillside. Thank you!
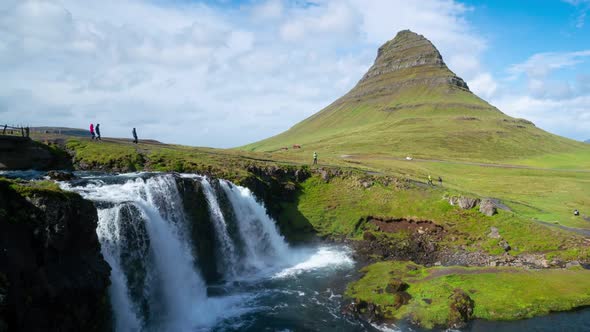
[241,30,588,162]
[237,30,590,229]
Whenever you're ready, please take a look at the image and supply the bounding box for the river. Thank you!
[2,170,590,331]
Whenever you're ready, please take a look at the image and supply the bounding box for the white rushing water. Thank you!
[61,173,355,331]
[220,180,291,274]
[200,178,239,279]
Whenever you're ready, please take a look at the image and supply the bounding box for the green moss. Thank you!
[1,177,75,202]
[347,261,590,328]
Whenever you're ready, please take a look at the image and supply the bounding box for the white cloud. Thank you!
[494,94,590,141]
[563,0,590,28]
[469,73,498,99]
[0,0,511,146]
[509,50,590,79]
[251,0,284,20]
[279,2,362,42]
[488,49,590,141]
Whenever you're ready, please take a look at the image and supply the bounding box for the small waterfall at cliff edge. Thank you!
[61,173,355,331]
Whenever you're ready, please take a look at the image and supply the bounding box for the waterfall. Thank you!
[62,173,296,331]
[219,180,290,273]
[64,175,209,331]
[200,178,239,279]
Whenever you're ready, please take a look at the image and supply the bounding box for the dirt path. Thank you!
[341,155,590,173]
[422,267,521,281]
[534,220,590,237]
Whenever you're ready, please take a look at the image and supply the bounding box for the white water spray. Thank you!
[60,173,355,331]
[200,178,239,278]
[220,180,290,273]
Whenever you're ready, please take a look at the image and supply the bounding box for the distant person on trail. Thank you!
[313,152,318,165]
[574,209,580,216]
[438,176,443,186]
[428,175,433,186]
[132,128,138,144]
[95,123,101,140]
[90,123,95,140]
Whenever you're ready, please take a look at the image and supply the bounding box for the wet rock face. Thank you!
[0,182,111,332]
[174,177,221,283]
[342,298,384,323]
[46,170,76,181]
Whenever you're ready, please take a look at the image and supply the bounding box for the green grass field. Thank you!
[280,175,589,260]
[347,261,590,328]
[61,135,590,231]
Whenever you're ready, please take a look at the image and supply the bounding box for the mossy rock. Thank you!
[448,288,475,328]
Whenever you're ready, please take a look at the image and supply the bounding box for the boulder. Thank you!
[499,240,511,252]
[46,170,75,181]
[448,196,459,206]
[566,261,581,269]
[488,227,501,239]
[393,291,412,309]
[479,198,498,216]
[320,170,331,183]
[448,289,474,328]
[361,180,374,189]
[458,196,480,210]
[385,279,409,293]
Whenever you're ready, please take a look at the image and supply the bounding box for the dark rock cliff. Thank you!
[175,177,220,283]
[0,180,111,332]
[238,165,316,241]
[0,137,72,171]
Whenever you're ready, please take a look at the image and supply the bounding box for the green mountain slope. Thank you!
[242,30,588,162]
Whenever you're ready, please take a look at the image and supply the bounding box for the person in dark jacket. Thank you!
[132,128,138,144]
[95,123,101,140]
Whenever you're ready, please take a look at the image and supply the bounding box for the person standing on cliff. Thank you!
[132,128,138,144]
[90,123,95,140]
[313,152,318,165]
[95,123,101,141]
[428,175,433,186]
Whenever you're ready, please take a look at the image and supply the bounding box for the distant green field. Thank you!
[64,134,590,230]
[244,148,590,229]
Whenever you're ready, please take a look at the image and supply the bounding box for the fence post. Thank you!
[2,125,6,135]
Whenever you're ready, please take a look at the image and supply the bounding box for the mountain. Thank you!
[242,30,587,162]
[586,139,590,144]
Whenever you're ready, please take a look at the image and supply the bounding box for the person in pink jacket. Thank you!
[90,123,95,140]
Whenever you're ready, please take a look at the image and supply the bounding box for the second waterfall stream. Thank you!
[61,172,361,332]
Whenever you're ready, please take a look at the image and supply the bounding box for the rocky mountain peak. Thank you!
[358,29,469,91]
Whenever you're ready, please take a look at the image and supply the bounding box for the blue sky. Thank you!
[0,0,589,146]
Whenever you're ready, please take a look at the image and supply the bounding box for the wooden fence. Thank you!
[1,125,30,138]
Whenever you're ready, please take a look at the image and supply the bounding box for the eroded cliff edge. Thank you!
[0,179,111,332]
